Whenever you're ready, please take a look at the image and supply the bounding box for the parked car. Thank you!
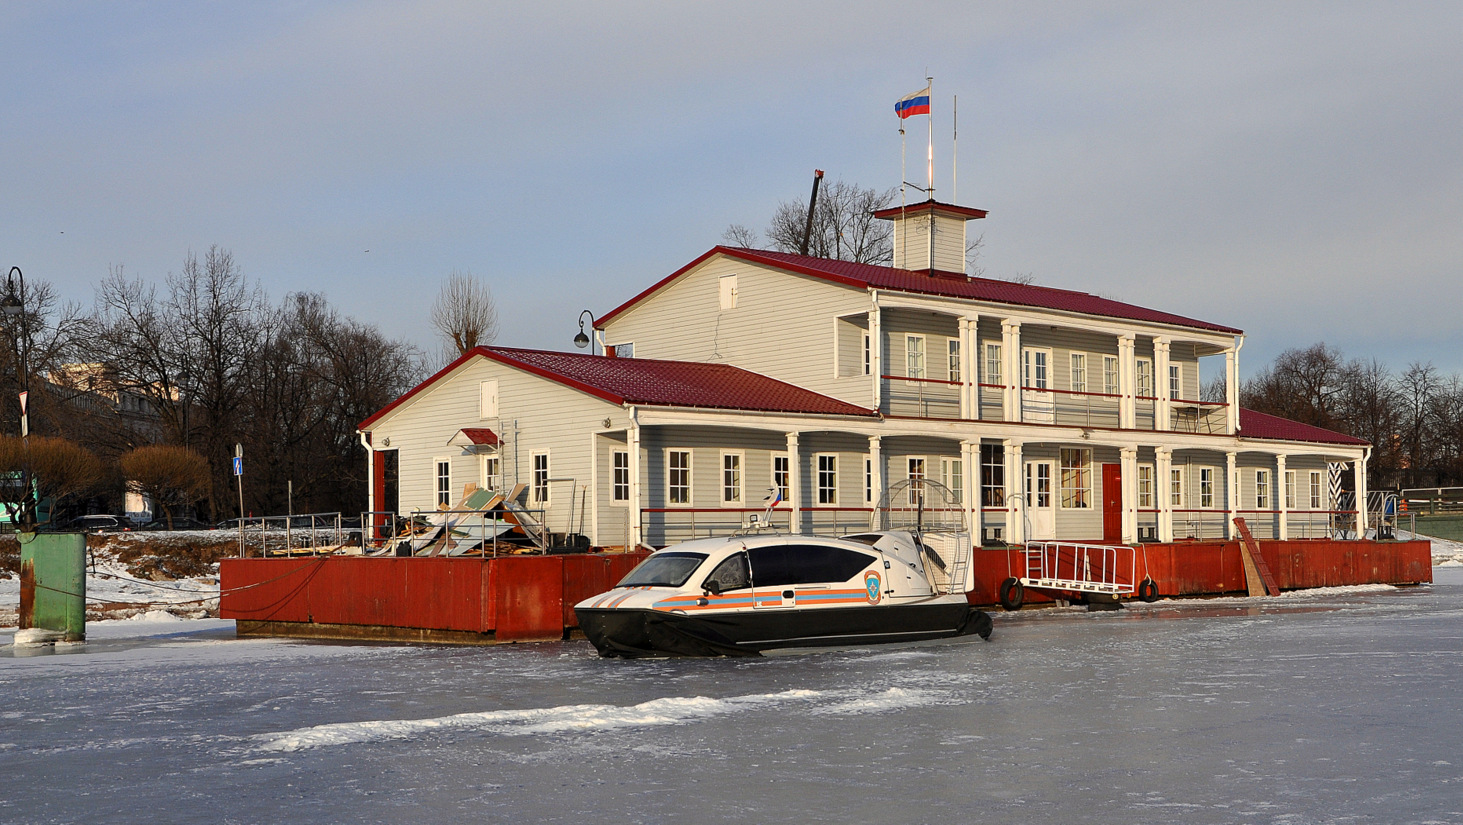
[141,516,214,531]
[52,514,132,534]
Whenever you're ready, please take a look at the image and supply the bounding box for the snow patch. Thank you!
[811,686,943,715]
[256,689,831,752]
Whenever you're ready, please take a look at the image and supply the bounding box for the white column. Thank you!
[1156,446,1174,543]
[787,432,802,535]
[1225,451,1238,540]
[868,435,883,529]
[958,318,973,419]
[1005,440,1024,544]
[1118,334,1136,430]
[629,422,643,548]
[1120,446,1139,544]
[1355,453,1369,536]
[870,302,883,412]
[1225,345,1240,435]
[962,439,979,539]
[1002,320,1021,422]
[1276,453,1288,541]
[1154,337,1172,432]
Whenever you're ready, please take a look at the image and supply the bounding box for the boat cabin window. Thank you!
[617,552,708,588]
[702,552,751,592]
[748,544,876,587]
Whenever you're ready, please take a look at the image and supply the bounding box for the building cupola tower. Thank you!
[872,200,988,275]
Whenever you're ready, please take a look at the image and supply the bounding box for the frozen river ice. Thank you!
[3,570,1462,825]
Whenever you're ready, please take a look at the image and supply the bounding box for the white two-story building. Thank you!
[359,199,1370,550]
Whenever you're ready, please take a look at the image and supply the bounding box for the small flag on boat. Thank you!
[895,86,931,119]
[766,487,784,507]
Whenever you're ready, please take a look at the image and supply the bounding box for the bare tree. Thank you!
[1242,343,1346,429]
[0,436,101,527]
[119,445,210,529]
[721,224,759,248]
[729,179,896,264]
[431,270,499,358]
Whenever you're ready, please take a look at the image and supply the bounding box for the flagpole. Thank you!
[927,76,935,272]
[953,94,958,204]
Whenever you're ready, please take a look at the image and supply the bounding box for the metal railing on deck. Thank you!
[234,512,355,557]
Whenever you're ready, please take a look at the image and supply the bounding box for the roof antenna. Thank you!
[799,169,824,257]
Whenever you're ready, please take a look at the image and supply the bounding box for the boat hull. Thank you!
[576,601,993,658]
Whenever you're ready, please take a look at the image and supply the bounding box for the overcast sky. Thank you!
[3,2,1460,379]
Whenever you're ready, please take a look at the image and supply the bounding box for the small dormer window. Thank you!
[718,274,738,310]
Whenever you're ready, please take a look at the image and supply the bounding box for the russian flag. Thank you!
[767,487,784,507]
[895,86,930,119]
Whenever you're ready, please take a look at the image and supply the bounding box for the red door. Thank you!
[1102,463,1122,543]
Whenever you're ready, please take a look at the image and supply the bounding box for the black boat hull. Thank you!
[576,602,993,658]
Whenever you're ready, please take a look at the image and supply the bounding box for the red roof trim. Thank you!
[596,247,723,328]
[358,347,483,430]
[596,246,1242,336]
[871,199,989,220]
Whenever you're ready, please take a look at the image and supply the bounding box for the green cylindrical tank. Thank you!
[18,532,86,642]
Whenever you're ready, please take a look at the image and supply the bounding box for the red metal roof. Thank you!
[1239,408,1369,447]
[870,199,989,220]
[359,347,876,429]
[597,246,1242,335]
[456,428,499,446]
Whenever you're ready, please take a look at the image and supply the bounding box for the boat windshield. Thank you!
[616,552,709,588]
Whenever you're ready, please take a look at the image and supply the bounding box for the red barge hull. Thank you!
[220,539,1432,644]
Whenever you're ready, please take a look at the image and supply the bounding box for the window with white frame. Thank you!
[908,457,926,506]
[980,444,1005,507]
[667,450,691,505]
[531,452,550,504]
[862,331,871,376]
[721,452,743,504]
[984,343,1002,386]
[480,454,500,492]
[1170,467,1185,507]
[718,274,738,310]
[1103,355,1120,395]
[435,459,452,508]
[948,339,961,383]
[1256,469,1271,509]
[479,380,498,419]
[941,457,963,505]
[1059,449,1091,508]
[1169,364,1182,400]
[816,454,838,505]
[1138,464,1155,509]
[1070,353,1087,394]
[1199,467,1215,508]
[1309,471,1322,509]
[1136,358,1154,398]
[906,335,926,379]
[1285,470,1296,509]
[612,450,629,502]
[864,457,873,503]
[1024,349,1048,390]
[772,453,789,503]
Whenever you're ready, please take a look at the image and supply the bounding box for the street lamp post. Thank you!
[573,310,597,352]
[2,266,34,532]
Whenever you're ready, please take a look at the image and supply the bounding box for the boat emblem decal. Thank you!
[864,571,881,604]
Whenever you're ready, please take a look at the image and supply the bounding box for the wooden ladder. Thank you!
[1232,517,1281,597]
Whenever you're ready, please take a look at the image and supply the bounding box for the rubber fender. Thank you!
[1137,578,1160,603]
[967,609,994,640]
[998,577,1025,611]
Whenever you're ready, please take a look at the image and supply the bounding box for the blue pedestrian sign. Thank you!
[232,456,243,476]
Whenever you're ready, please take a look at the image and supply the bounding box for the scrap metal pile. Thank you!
[372,484,561,557]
